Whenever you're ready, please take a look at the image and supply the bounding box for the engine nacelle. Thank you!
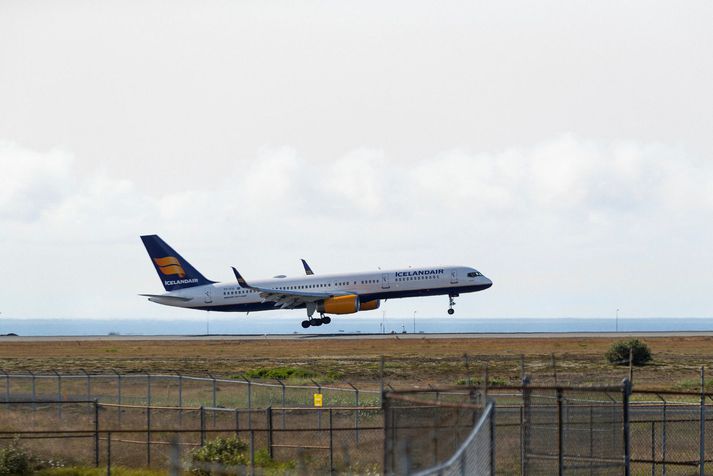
[360,299,380,311]
[317,296,381,314]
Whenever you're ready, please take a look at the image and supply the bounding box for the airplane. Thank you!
[140,235,493,328]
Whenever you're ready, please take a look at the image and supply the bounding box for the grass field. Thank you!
[2,335,713,390]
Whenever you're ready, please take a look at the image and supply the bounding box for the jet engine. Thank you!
[317,296,381,314]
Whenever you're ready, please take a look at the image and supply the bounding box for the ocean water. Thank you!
[1,317,712,336]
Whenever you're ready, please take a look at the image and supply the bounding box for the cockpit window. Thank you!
[467,271,482,278]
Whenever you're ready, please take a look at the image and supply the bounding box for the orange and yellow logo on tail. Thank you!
[153,257,186,278]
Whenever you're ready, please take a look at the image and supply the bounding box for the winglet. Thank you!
[301,259,314,275]
[232,267,250,288]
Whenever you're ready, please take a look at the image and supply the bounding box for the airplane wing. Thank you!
[301,259,315,275]
[232,267,353,309]
[139,294,193,302]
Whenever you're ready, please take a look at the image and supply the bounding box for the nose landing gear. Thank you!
[301,313,332,328]
[447,294,456,315]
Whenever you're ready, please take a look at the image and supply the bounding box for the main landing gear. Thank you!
[301,314,332,328]
[447,294,457,315]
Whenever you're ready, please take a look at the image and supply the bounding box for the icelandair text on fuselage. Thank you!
[395,269,444,278]
[165,278,199,286]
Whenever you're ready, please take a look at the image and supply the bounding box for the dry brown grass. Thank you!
[1,335,713,390]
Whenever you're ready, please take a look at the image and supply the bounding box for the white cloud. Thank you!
[0,136,711,319]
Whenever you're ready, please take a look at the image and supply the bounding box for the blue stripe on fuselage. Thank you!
[193,284,489,312]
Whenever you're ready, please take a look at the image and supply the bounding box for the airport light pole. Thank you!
[615,308,620,333]
[413,311,417,334]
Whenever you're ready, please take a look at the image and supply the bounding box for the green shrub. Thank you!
[0,440,31,476]
[189,436,249,475]
[606,339,652,366]
[189,437,294,475]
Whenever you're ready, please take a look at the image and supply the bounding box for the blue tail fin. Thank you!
[140,235,215,291]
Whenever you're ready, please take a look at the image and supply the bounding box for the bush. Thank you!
[189,437,295,475]
[189,436,249,475]
[0,440,31,476]
[606,339,652,366]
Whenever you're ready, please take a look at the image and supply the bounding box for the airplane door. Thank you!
[381,273,390,289]
[450,270,459,284]
[204,288,213,304]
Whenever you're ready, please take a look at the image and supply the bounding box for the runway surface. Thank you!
[3,331,713,342]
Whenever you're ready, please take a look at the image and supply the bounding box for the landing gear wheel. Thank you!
[448,294,456,315]
[301,320,310,328]
[321,315,331,324]
[310,318,323,326]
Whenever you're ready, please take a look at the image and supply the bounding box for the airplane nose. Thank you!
[482,276,493,289]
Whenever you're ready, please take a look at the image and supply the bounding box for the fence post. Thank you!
[521,375,531,476]
[146,372,152,406]
[520,354,525,381]
[0,369,8,402]
[199,405,205,446]
[623,378,631,476]
[551,353,558,384]
[490,403,496,476]
[347,382,360,445]
[274,378,286,430]
[106,431,111,476]
[169,438,180,476]
[658,394,667,476]
[382,388,391,474]
[464,353,471,386]
[267,406,273,459]
[52,370,62,419]
[146,403,152,467]
[311,378,323,431]
[94,399,100,467]
[81,368,91,401]
[557,387,563,476]
[176,372,182,429]
[208,372,217,427]
[589,406,594,473]
[483,363,489,402]
[249,428,255,475]
[329,408,334,474]
[209,372,217,408]
[379,356,385,407]
[111,370,122,427]
[700,366,705,476]
[239,375,252,435]
[629,348,634,384]
[235,408,240,437]
[29,370,36,410]
[651,421,656,476]
[175,373,182,406]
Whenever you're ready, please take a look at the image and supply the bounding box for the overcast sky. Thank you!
[1,1,712,321]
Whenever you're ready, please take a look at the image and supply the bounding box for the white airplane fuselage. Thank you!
[148,265,492,313]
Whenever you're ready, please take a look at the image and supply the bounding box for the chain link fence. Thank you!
[6,369,713,474]
[0,399,383,474]
[383,388,492,475]
[0,371,380,409]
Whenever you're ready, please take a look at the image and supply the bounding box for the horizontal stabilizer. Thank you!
[139,294,193,302]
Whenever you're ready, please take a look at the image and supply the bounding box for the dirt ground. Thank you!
[2,335,713,390]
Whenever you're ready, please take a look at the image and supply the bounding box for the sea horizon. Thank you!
[1,317,713,336]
